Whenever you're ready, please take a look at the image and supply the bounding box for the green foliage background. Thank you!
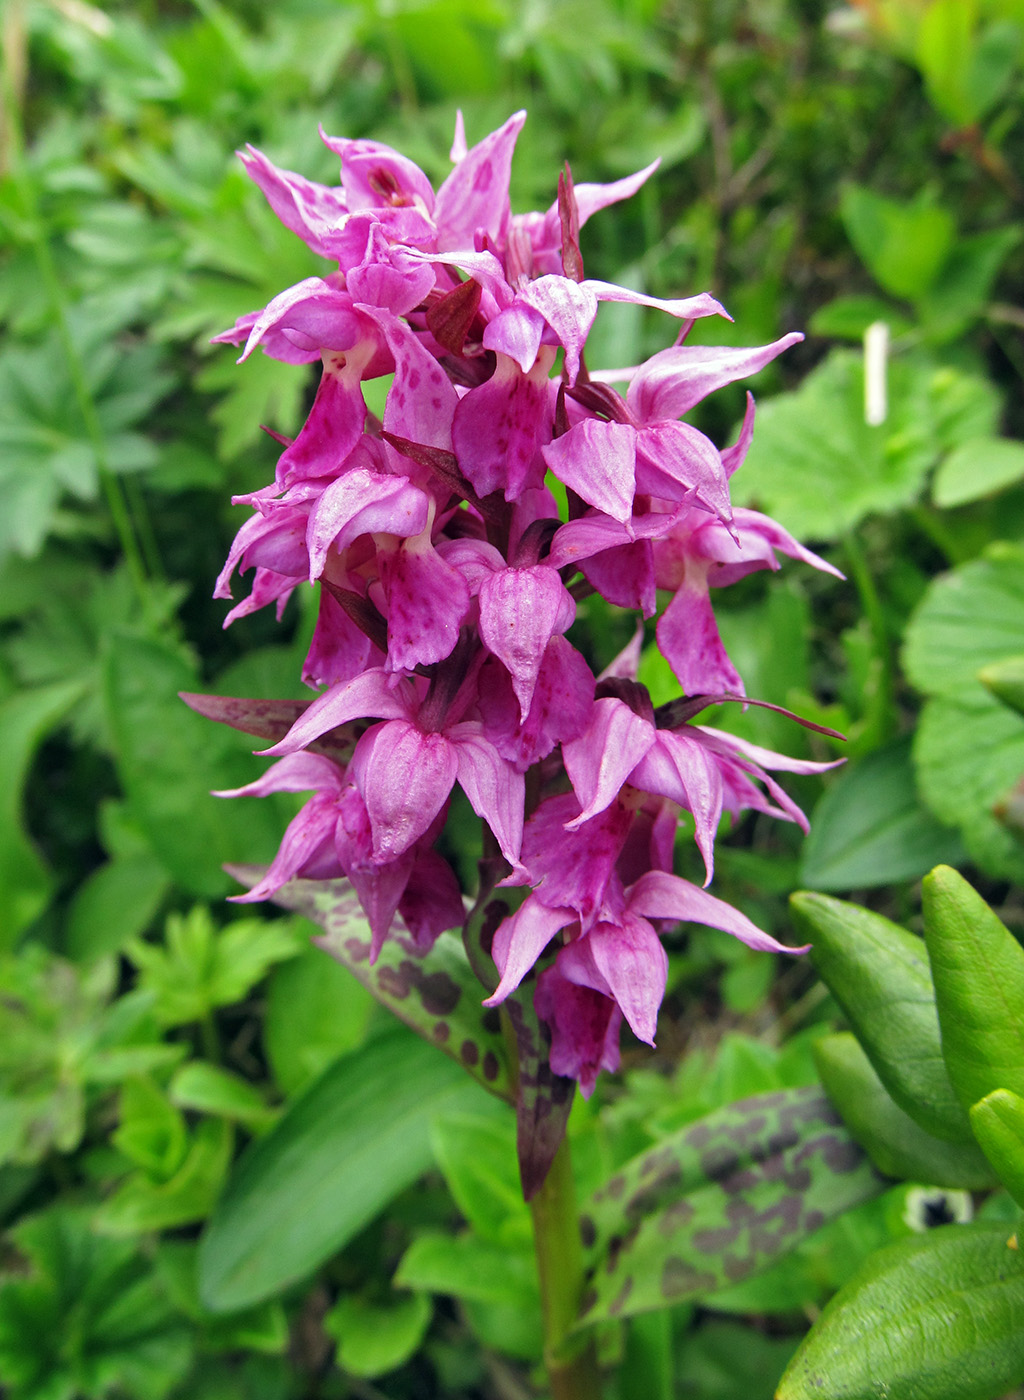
[1,0,1023,1396]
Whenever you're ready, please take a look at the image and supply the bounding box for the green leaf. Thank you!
[198,1027,485,1312]
[923,865,1024,1109]
[127,907,299,1028]
[323,1291,432,1379]
[263,943,375,1097]
[840,185,955,301]
[0,679,85,943]
[65,854,171,963]
[96,1118,234,1236]
[971,1089,1024,1208]
[914,690,1024,882]
[731,351,939,540]
[430,1109,532,1248]
[932,436,1024,508]
[799,738,964,891]
[169,1063,275,1132]
[917,226,1022,342]
[904,543,1024,698]
[917,0,980,124]
[0,1207,192,1400]
[777,1224,1024,1400]
[980,654,1024,717]
[790,891,973,1142]
[242,871,511,1101]
[808,295,913,342]
[396,1231,540,1309]
[113,1078,188,1179]
[815,1033,996,1189]
[103,635,288,896]
[576,1087,883,1325]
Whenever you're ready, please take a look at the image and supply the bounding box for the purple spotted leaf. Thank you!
[226,867,511,1102]
[179,693,357,763]
[504,982,576,1202]
[575,1086,883,1326]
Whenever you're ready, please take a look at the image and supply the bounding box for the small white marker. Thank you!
[864,320,889,427]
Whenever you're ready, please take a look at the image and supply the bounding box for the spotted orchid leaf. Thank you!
[576,1086,883,1326]
[227,867,511,1102]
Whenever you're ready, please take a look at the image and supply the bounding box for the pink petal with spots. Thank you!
[482,303,547,374]
[320,131,436,214]
[627,333,803,423]
[634,420,731,520]
[435,537,505,594]
[353,720,459,861]
[379,534,471,673]
[239,146,350,259]
[562,697,657,827]
[449,721,525,870]
[535,963,621,1098]
[560,914,668,1045]
[478,565,575,718]
[276,350,375,487]
[453,352,552,499]
[519,276,599,383]
[656,569,744,696]
[307,468,429,579]
[230,792,341,903]
[484,895,574,1006]
[302,587,377,689]
[366,311,460,451]
[434,110,526,251]
[629,730,723,883]
[260,669,412,756]
[542,420,637,523]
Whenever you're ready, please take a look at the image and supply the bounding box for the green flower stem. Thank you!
[0,57,151,606]
[529,1132,602,1400]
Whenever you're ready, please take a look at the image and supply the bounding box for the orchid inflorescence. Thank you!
[199,111,842,1095]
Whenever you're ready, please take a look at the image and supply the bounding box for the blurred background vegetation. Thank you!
[0,0,1023,1396]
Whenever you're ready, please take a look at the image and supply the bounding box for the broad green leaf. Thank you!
[981,654,1024,717]
[904,543,1024,697]
[732,351,938,540]
[430,1109,532,1249]
[918,226,1022,342]
[790,891,972,1142]
[677,1320,795,1400]
[815,1033,996,1189]
[323,1291,432,1379]
[198,1027,485,1312]
[103,635,287,895]
[933,436,1024,508]
[65,854,171,963]
[777,1224,1024,1400]
[799,738,964,891]
[264,944,375,1097]
[0,1208,191,1400]
[396,1231,540,1309]
[914,690,1024,882]
[923,865,1024,1108]
[840,185,954,301]
[0,679,84,944]
[917,0,980,124]
[577,1087,883,1325]
[96,1118,233,1236]
[169,1063,275,1132]
[808,295,913,342]
[242,871,512,1101]
[971,1089,1024,1208]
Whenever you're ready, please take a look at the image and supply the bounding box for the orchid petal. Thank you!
[627,870,808,954]
[484,895,573,1006]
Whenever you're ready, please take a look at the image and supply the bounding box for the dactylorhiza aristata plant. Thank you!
[195,111,841,1105]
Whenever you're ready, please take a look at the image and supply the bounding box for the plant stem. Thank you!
[529,1132,602,1400]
